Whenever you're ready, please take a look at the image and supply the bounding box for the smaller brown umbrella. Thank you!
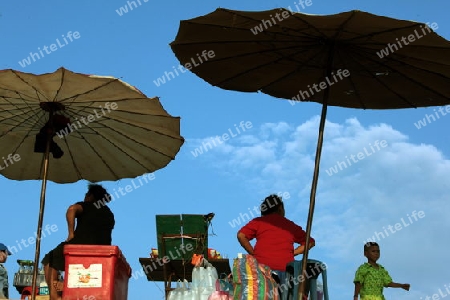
[0,67,184,299]
[170,8,450,298]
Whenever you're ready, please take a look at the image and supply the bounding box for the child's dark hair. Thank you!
[364,242,379,251]
[260,194,284,216]
[87,183,111,202]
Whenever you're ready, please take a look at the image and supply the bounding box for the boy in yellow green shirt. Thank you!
[353,242,409,300]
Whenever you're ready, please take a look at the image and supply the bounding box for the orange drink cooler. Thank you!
[63,245,131,300]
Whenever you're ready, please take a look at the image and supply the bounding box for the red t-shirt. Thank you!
[238,214,314,271]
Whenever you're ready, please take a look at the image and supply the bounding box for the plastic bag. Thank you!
[232,254,279,300]
[219,273,234,296]
[208,279,232,300]
[192,262,219,300]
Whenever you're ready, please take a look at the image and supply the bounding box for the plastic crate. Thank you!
[13,272,46,287]
[62,245,131,300]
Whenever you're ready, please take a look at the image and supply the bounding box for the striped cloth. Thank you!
[232,254,279,300]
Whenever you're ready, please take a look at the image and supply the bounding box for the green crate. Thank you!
[156,214,208,260]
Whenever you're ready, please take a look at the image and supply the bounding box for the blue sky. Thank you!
[1,0,450,299]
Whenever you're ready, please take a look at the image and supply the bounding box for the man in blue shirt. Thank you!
[0,242,12,299]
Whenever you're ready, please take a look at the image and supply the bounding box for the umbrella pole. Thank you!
[298,83,334,300]
[31,112,54,300]
[297,100,328,300]
[297,42,334,299]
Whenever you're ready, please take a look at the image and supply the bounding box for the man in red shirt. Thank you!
[237,194,315,296]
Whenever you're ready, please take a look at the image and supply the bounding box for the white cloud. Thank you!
[188,116,450,299]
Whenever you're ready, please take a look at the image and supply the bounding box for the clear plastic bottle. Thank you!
[205,266,218,288]
[317,280,324,300]
[199,286,215,300]
[192,267,201,289]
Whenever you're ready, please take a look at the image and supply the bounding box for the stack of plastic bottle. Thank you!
[191,266,218,300]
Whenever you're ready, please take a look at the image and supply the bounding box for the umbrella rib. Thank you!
[104,116,183,155]
[52,68,66,101]
[177,12,365,89]
[173,9,327,46]
[316,12,396,109]
[172,38,318,47]
[172,38,450,51]
[257,18,355,97]
[362,43,450,98]
[259,47,332,94]
[178,10,295,37]
[0,93,49,147]
[61,133,115,181]
[210,44,324,88]
[0,92,48,128]
[0,109,44,134]
[64,109,182,140]
[1,128,32,156]
[348,40,450,51]
[185,38,332,88]
[55,77,133,104]
[345,23,429,43]
[229,8,329,39]
[332,47,367,109]
[385,52,450,75]
[10,70,51,102]
[59,111,181,176]
[71,123,173,176]
[0,100,42,129]
[351,46,446,105]
[380,65,449,101]
[272,10,357,90]
[194,41,318,63]
[93,113,183,144]
[60,99,182,139]
[344,48,415,108]
[63,130,138,181]
[290,9,360,42]
[353,55,416,108]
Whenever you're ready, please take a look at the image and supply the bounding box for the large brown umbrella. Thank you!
[0,67,184,299]
[170,8,450,298]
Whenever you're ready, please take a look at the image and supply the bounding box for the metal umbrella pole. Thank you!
[31,110,54,300]
[298,49,333,299]
[298,100,328,299]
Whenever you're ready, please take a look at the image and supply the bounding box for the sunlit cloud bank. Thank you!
[187,116,450,300]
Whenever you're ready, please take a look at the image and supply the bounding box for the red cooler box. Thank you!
[63,245,131,300]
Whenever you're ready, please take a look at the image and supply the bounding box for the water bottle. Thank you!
[192,267,201,289]
[191,287,201,300]
[205,266,218,288]
[317,280,324,300]
[199,286,215,300]
[40,281,49,295]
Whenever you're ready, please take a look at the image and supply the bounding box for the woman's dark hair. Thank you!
[260,194,284,216]
[87,183,111,202]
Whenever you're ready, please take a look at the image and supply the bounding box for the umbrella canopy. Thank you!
[0,67,184,182]
[170,8,450,298]
[0,67,184,299]
[170,8,450,108]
